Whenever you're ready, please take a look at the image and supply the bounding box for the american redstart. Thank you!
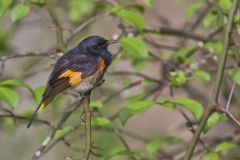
[27,36,116,128]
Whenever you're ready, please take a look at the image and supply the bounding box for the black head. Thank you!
[78,36,116,55]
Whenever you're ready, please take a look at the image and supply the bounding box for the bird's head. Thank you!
[78,36,116,56]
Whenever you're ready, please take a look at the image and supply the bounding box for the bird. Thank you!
[27,36,116,128]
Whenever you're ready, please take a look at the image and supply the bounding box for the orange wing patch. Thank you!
[59,70,76,78]
[59,70,82,86]
[58,58,105,87]
[69,72,82,86]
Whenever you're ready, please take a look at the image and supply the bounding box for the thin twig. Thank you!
[109,71,162,84]
[143,27,207,42]
[45,0,66,52]
[32,99,82,159]
[65,14,104,45]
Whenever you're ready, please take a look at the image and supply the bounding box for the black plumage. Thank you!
[27,36,116,128]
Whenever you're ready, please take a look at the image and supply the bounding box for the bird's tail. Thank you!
[27,100,48,128]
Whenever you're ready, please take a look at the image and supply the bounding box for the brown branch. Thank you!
[108,71,163,84]
[32,99,82,159]
[0,114,51,127]
[103,81,142,103]
[143,27,208,42]
[0,52,51,61]
[82,91,92,160]
[44,124,82,154]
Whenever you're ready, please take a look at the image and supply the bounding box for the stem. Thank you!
[183,1,239,160]
[82,92,92,160]
[45,0,66,52]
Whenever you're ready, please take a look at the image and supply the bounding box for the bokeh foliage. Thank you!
[0,0,240,160]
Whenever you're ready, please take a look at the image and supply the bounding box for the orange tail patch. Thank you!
[27,101,47,128]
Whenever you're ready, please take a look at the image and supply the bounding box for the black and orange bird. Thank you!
[27,36,116,128]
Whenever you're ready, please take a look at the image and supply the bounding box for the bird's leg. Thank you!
[80,110,86,124]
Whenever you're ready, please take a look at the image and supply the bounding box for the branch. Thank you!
[143,27,208,42]
[45,0,66,52]
[0,52,51,61]
[32,99,82,159]
[0,114,51,127]
[108,71,163,84]
[183,1,240,159]
[82,91,92,160]
[65,14,104,45]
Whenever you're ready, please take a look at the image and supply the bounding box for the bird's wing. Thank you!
[44,53,102,99]
[27,53,104,128]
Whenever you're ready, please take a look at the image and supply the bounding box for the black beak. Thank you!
[107,39,117,45]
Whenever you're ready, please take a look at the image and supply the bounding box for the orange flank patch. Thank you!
[69,72,82,86]
[59,70,82,86]
[83,58,105,81]
[98,58,105,72]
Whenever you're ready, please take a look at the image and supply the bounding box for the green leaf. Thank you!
[0,118,15,132]
[0,79,35,98]
[120,37,148,60]
[0,87,19,109]
[218,0,232,12]
[157,98,203,120]
[33,86,45,104]
[20,110,34,118]
[174,98,203,120]
[204,112,226,133]
[31,0,45,6]
[127,4,145,13]
[119,100,153,125]
[146,136,182,156]
[90,100,103,109]
[121,79,132,87]
[156,98,203,120]
[92,117,112,128]
[157,99,176,109]
[127,94,144,102]
[10,4,30,22]
[54,126,71,140]
[228,67,240,85]
[118,107,134,125]
[0,0,12,17]
[168,70,187,87]
[0,27,10,51]
[204,152,220,160]
[69,0,94,22]
[111,6,144,30]
[204,41,223,54]
[175,46,194,62]
[193,69,211,82]
[132,59,146,71]
[144,0,153,6]
[215,141,238,152]
[184,2,203,19]
[203,12,218,28]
